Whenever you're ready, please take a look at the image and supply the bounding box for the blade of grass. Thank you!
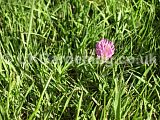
[28,74,52,120]
[76,90,83,120]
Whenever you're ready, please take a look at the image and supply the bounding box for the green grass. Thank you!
[0,0,160,119]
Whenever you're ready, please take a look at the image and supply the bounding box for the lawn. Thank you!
[0,0,160,119]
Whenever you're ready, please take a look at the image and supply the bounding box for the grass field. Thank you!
[0,0,160,119]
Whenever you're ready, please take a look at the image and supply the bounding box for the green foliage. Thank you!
[0,0,160,119]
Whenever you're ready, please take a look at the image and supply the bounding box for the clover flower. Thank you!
[96,39,115,59]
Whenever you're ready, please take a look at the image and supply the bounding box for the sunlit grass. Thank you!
[0,0,160,119]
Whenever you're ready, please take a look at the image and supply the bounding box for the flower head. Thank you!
[96,39,115,59]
